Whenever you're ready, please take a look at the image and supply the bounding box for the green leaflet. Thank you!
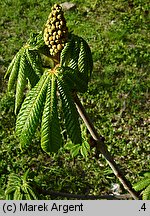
[7,49,23,92]
[26,185,38,200]
[5,186,17,197]
[5,52,19,79]
[28,32,45,50]
[80,141,90,158]
[60,34,80,70]
[25,51,41,89]
[6,193,14,200]
[16,71,49,148]
[78,38,93,81]
[60,36,76,67]
[23,190,32,200]
[58,67,75,91]
[41,74,63,153]
[142,184,150,200]
[14,187,22,200]
[26,48,43,79]
[64,139,90,158]
[28,32,50,57]
[21,185,31,198]
[7,174,21,185]
[144,172,150,178]
[68,36,80,70]
[22,169,30,181]
[57,77,82,145]
[134,173,150,200]
[134,178,150,191]
[15,49,28,114]
[70,144,81,157]
[60,66,88,93]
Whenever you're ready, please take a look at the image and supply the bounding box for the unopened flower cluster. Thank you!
[44,4,68,56]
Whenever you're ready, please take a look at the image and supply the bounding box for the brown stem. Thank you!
[73,93,140,200]
[35,186,132,200]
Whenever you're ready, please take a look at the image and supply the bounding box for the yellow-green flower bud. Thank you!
[43,4,68,56]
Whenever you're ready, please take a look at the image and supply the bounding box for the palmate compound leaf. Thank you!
[60,34,93,93]
[5,46,43,114]
[5,171,38,200]
[5,173,21,200]
[57,76,82,145]
[64,137,90,158]
[16,71,49,149]
[15,48,44,113]
[41,74,63,153]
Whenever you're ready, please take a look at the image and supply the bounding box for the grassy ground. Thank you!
[0,0,150,199]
